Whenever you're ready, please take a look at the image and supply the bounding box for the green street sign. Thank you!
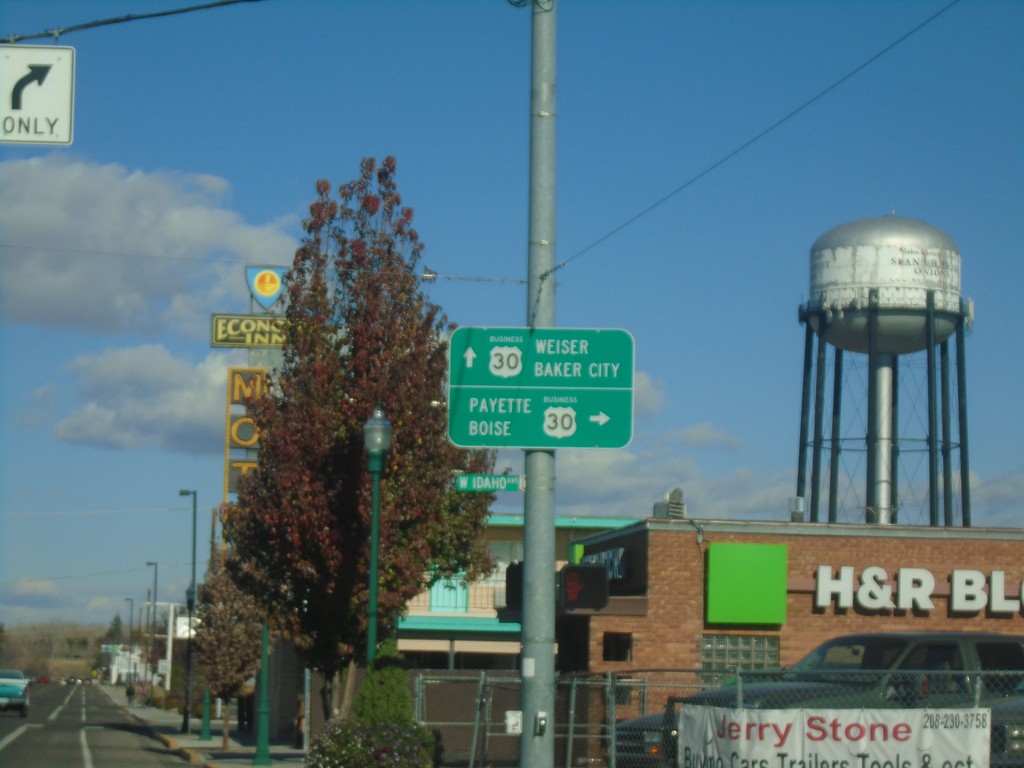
[455,473,525,492]
[448,327,634,449]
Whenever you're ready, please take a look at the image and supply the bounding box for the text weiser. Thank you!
[815,565,1024,615]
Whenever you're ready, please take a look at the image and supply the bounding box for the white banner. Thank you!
[679,706,990,768]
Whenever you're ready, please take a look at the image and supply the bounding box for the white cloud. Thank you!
[633,370,665,415]
[15,386,56,427]
[517,429,793,521]
[0,156,296,336]
[969,471,1024,528]
[676,421,742,451]
[53,345,245,454]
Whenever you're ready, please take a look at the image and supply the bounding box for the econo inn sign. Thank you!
[816,565,1024,615]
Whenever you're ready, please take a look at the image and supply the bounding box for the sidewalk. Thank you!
[101,684,307,768]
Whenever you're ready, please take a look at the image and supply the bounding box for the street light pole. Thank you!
[146,561,158,683]
[363,406,392,667]
[124,597,134,685]
[179,489,197,734]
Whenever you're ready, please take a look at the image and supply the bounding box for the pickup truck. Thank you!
[0,669,30,718]
[614,631,1024,767]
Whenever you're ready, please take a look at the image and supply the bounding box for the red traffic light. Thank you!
[559,564,608,610]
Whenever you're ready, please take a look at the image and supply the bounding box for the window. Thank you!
[700,634,780,687]
[603,632,633,662]
[490,541,525,575]
[429,576,468,613]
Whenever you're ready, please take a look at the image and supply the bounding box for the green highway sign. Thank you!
[455,473,525,492]
[447,327,634,449]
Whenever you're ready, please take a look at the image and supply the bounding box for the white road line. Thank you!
[80,728,94,768]
[0,725,28,752]
[49,684,78,721]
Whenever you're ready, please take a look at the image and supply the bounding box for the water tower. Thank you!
[795,215,974,526]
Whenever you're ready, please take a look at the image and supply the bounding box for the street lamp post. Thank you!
[179,489,198,734]
[146,561,158,683]
[124,597,134,686]
[363,406,392,667]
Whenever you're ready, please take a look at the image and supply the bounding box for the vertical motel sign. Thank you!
[224,367,266,496]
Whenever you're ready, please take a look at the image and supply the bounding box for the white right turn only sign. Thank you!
[0,45,75,145]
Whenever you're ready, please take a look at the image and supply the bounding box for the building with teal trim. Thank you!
[396,513,637,669]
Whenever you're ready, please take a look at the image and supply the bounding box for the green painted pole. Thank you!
[363,407,391,668]
[367,453,382,666]
[252,625,271,766]
[200,689,211,740]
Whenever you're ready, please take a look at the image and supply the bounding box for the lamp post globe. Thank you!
[363,407,391,666]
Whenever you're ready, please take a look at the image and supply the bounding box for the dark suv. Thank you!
[614,632,1024,767]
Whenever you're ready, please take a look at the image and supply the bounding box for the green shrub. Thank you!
[353,641,413,724]
[307,642,436,768]
[307,719,434,768]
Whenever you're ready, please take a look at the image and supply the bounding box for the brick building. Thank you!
[570,518,1024,678]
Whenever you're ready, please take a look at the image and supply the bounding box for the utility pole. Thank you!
[522,2,557,767]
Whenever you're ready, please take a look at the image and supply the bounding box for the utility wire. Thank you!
[4,0,961,290]
[2,0,263,43]
[544,0,964,281]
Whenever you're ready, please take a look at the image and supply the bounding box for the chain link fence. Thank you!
[411,668,1024,768]
[411,669,705,767]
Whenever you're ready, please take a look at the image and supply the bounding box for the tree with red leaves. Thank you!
[224,157,494,717]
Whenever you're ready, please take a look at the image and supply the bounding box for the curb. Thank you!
[154,731,205,765]
[127,706,206,766]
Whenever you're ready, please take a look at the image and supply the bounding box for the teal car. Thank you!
[0,669,30,717]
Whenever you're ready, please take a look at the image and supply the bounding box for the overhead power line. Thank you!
[546,0,964,279]
[2,0,263,43]
[3,0,962,289]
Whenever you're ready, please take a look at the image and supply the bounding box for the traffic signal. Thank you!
[505,561,523,611]
[559,564,609,610]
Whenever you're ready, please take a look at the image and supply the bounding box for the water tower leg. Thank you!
[866,292,880,521]
[871,354,895,525]
[810,324,829,523]
[956,310,972,527]
[941,340,954,526]
[828,349,843,524]
[864,289,895,525]
[890,356,899,525]
[927,292,940,526]
[796,312,814,510]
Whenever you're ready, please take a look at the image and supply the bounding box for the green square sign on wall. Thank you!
[706,543,788,625]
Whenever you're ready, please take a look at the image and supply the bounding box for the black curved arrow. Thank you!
[11,64,52,110]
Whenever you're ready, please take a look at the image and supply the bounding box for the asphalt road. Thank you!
[0,681,190,768]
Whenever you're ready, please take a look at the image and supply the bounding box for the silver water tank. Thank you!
[808,215,961,354]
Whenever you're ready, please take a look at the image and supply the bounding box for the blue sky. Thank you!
[1,0,1021,628]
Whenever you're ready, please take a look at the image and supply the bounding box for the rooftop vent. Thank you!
[653,488,686,519]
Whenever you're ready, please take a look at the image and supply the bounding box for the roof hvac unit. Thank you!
[653,488,686,519]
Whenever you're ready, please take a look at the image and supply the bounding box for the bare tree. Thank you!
[195,550,264,749]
